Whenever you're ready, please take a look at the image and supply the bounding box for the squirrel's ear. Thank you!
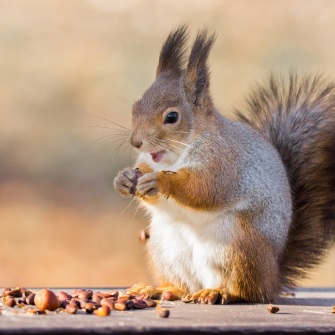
[156,25,188,78]
[184,29,216,106]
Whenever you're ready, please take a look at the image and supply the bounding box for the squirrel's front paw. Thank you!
[114,168,142,197]
[136,172,158,198]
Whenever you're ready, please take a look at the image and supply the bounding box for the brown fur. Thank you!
[236,72,335,287]
[225,213,280,302]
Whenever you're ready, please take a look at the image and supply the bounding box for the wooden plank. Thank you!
[0,288,334,334]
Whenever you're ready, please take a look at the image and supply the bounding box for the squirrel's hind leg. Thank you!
[225,228,280,303]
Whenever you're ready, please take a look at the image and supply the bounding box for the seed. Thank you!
[23,289,34,297]
[118,294,133,301]
[79,290,93,300]
[85,302,98,314]
[161,291,178,301]
[144,299,157,308]
[71,289,85,298]
[71,298,81,308]
[4,287,22,298]
[4,296,16,308]
[108,290,119,299]
[79,299,90,309]
[92,293,102,305]
[126,300,135,309]
[58,291,71,301]
[133,299,147,309]
[156,304,170,318]
[34,289,60,311]
[331,306,335,313]
[101,298,116,310]
[26,293,36,305]
[65,302,78,314]
[94,306,111,317]
[267,304,280,313]
[60,299,71,309]
[114,302,127,311]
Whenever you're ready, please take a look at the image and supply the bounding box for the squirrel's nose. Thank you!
[130,134,143,149]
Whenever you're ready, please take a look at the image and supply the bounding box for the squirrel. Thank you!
[114,25,335,304]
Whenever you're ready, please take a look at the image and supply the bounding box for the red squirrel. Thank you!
[114,26,335,303]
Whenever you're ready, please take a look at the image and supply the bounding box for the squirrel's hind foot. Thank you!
[188,288,230,304]
[125,282,183,301]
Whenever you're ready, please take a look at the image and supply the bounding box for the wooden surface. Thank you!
[0,288,334,334]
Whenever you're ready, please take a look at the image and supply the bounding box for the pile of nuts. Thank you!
[1,287,170,318]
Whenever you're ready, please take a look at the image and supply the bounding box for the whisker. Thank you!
[164,138,192,148]
[97,136,129,153]
[111,139,129,159]
[150,137,184,162]
[118,196,137,217]
[169,130,189,134]
[79,125,130,133]
[131,202,142,222]
[89,113,131,132]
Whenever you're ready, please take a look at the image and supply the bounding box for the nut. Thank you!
[114,302,127,311]
[85,302,98,314]
[71,289,85,298]
[144,299,157,308]
[267,304,280,313]
[133,299,147,309]
[94,306,111,317]
[4,296,16,308]
[23,289,35,297]
[156,304,170,318]
[60,299,71,309]
[108,290,119,299]
[331,306,335,313]
[4,287,22,298]
[101,298,116,310]
[65,302,78,314]
[26,293,36,305]
[58,291,71,301]
[34,289,60,311]
[79,290,93,300]
[92,293,103,305]
[161,291,178,301]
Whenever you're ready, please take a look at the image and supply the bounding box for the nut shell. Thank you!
[34,289,60,311]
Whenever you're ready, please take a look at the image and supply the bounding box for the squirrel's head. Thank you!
[130,25,216,165]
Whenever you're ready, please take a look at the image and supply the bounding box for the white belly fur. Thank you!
[139,151,238,292]
[145,196,237,292]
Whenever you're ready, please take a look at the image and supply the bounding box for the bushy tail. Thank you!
[236,72,335,287]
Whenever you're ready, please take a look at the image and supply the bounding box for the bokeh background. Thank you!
[0,0,334,288]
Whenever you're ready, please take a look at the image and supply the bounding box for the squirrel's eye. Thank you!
[164,111,179,124]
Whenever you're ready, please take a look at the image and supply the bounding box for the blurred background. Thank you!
[0,0,334,288]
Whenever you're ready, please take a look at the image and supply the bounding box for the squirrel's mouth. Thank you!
[150,150,166,163]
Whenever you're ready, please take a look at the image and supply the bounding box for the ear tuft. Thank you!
[156,25,188,78]
[185,29,216,105]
